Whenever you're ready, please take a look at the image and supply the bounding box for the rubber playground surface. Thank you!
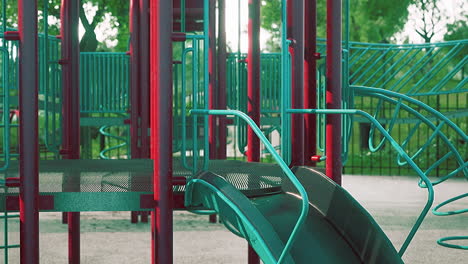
[3,175,467,263]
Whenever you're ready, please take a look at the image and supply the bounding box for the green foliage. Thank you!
[444,16,468,41]
[349,0,412,42]
[260,0,413,49]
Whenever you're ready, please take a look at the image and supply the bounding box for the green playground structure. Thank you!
[0,0,467,263]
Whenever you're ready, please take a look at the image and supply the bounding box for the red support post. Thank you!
[217,0,227,159]
[208,0,217,159]
[18,0,39,263]
[304,0,318,166]
[247,0,261,163]
[139,0,150,159]
[290,0,305,167]
[61,1,81,262]
[326,0,342,185]
[150,1,173,263]
[247,0,261,261]
[130,0,141,160]
[247,1,261,262]
[129,0,140,224]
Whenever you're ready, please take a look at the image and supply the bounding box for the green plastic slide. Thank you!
[186,166,403,264]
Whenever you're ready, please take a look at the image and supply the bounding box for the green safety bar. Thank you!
[178,34,208,172]
[287,108,435,256]
[190,109,309,264]
[177,0,210,173]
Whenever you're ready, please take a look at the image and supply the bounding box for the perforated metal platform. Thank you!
[0,159,285,212]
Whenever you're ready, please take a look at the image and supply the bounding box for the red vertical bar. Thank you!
[130,0,141,159]
[18,0,39,263]
[248,1,261,262]
[304,0,317,166]
[290,0,305,166]
[150,1,173,263]
[326,0,342,185]
[139,0,150,159]
[130,0,142,223]
[61,1,81,262]
[217,0,227,159]
[208,0,217,159]
[247,0,260,163]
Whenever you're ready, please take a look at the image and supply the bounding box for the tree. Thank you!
[79,0,129,52]
[444,16,468,41]
[409,0,447,43]
[260,0,413,50]
[1,1,129,52]
[349,0,412,43]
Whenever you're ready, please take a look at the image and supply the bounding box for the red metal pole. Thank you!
[217,0,227,159]
[326,0,342,185]
[18,0,39,263]
[130,0,141,160]
[247,0,260,163]
[290,0,305,167]
[247,1,261,262]
[150,1,173,263]
[129,0,140,224]
[304,0,318,166]
[139,0,151,224]
[208,0,217,159]
[61,1,81,262]
[139,0,150,159]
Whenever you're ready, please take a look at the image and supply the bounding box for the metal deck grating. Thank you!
[1,159,285,194]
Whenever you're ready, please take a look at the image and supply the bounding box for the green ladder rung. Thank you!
[0,244,20,250]
[0,214,20,219]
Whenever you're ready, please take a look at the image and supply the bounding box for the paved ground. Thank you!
[2,175,467,263]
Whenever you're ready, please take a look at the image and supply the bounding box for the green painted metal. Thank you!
[98,125,128,159]
[190,108,309,264]
[1,7,19,260]
[280,0,291,164]
[286,107,435,256]
[80,52,130,114]
[0,192,152,212]
[186,176,293,264]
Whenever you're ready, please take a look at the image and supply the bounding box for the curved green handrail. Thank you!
[353,86,467,181]
[98,125,128,160]
[191,109,309,264]
[437,236,468,250]
[286,108,434,257]
[185,178,282,263]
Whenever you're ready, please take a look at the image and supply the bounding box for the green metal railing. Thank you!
[287,107,436,256]
[80,52,130,114]
[347,40,467,96]
[174,35,209,172]
[190,109,309,264]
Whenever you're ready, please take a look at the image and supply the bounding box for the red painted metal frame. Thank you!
[208,0,217,159]
[326,0,342,185]
[129,0,150,159]
[139,0,150,159]
[247,0,261,163]
[150,1,173,263]
[18,0,40,263]
[247,1,261,263]
[60,1,81,262]
[129,0,140,223]
[216,0,228,159]
[304,0,318,166]
[130,0,141,160]
[289,0,305,167]
[130,0,150,223]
